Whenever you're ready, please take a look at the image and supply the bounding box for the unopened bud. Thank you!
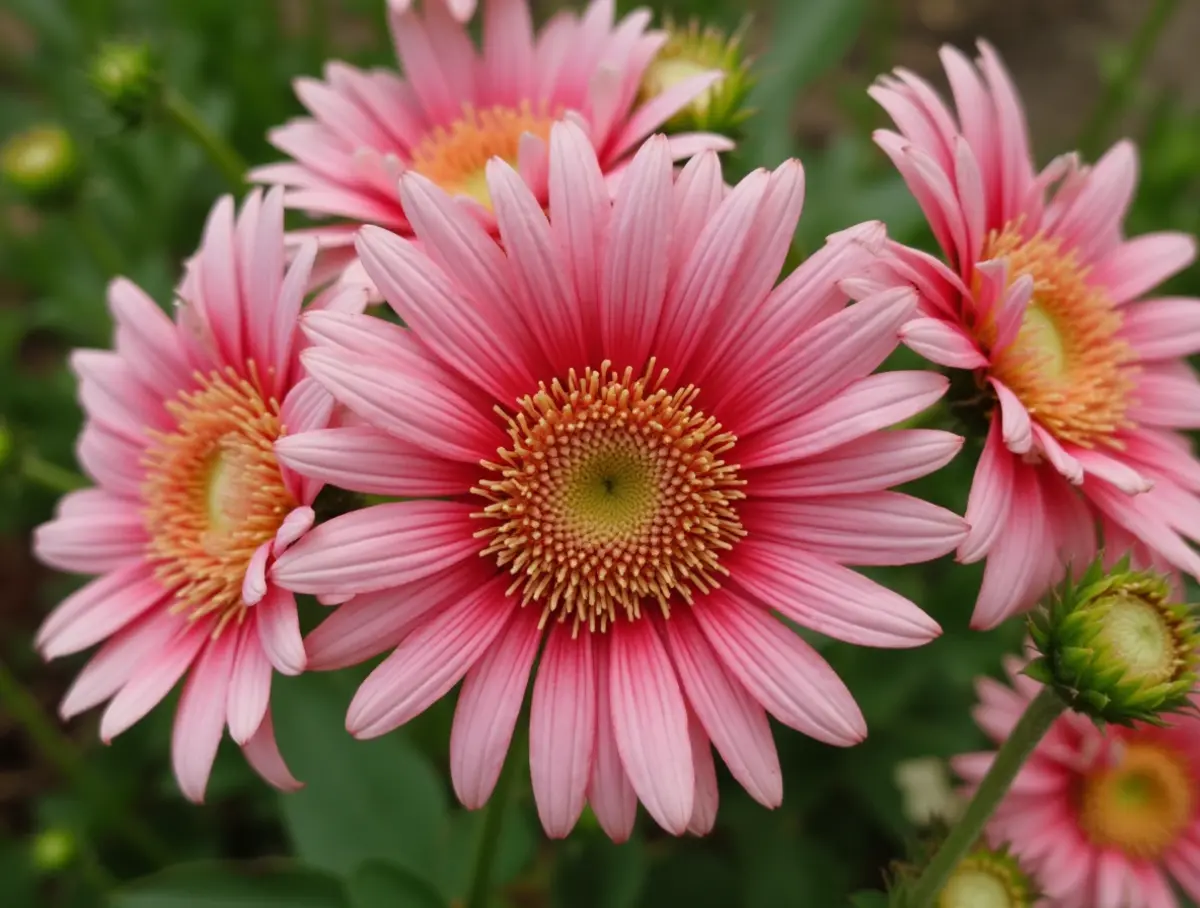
[640,18,755,137]
[31,828,75,872]
[1,126,82,207]
[1027,557,1199,726]
[90,41,160,127]
[936,844,1037,908]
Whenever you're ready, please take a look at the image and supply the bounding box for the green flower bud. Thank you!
[1027,556,1199,726]
[31,828,75,872]
[90,41,160,127]
[0,126,82,207]
[639,18,755,137]
[935,845,1037,908]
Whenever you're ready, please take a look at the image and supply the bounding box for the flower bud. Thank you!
[639,18,755,137]
[1027,557,1199,726]
[90,41,160,127]
[0,126,82,207]
[935,844,1037,908]
[31,828,75,872]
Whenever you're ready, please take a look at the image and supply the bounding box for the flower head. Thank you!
[935,845,1038,908]
[90,41,160,127]
[252,0,732,258]
[1027,558,1199,725]
[32,189,367,802]
[870,41,1200,629]
[955,657,1200,907]
[1,125,82,206]
[271,123,967,840]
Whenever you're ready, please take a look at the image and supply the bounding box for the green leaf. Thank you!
[111,860,348,908]
[551,830,648,908]
[743,0,869,165]
[271,672,449,879]
[849,892,890,908]
[348,861,448,908]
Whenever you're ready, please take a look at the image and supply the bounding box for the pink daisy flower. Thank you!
[955,660,1200,908]
[269,123,967,840]
[32,189,366,802]
[869,41,1200,630]
[251,0,731,255]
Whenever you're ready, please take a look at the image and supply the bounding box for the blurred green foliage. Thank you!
[2,0,1198,906]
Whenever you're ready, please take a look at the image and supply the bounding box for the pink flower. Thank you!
[32,189,366,803]
[869,41,1200,629]
[270,123,967,840]
[955,661,1200,908]
[251,0,731,260]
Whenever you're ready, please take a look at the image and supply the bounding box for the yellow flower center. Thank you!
[938,850,1035,908]
[142,365,295,634]
[409,103,557,209]
[978,223,1133,448]
[1079,741,1195,859]
[1092,591,1180,688]
[472,361,746,633]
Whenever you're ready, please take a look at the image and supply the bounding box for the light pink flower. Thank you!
[869,41,1200,629]
[32,189,367,803]
[252,0,731,267]
[956,660,1200,908]
[270,123,967,839]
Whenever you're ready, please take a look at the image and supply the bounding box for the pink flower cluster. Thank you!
[29,1,1200,903]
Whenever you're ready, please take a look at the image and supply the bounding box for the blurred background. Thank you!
[1,0,1198,905]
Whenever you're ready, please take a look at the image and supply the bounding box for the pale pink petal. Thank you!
[1087,477,1200,578]
[77,424,145,498]
[694,590,866,746]
[172,632,238,803]
[1047,140,1137,262]
[107,278,192,390]
[271,501,478,595]
[587,637,639,842]
[255,586,306,676]
[900,316,987,368]
[241,542,271,607]
[273,507,316,558]
[71,349,170,440]
[530,623,596,838]
[450,606,542,809]
[959,418,1016,563]
[347,577,516,739]
[990,378,1033,454]
[305,567,482,671]
[100,620,211,742]
[1091,232,1196,306]
[609,617,693,835]
[36,561,168,659]
[731,539,941,648]
[1074,447,1153,494]
[241,710,303,792]
[609,70,723,162]
[1120,297,1200,360]
[227,623,272,745]
[685,715,718,837]
[1033,424,1083,486]
[1133,365,1200,429]
[193,195,245,366]
[664,612,782,808]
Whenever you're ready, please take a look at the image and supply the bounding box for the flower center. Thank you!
[142,365,295,634]
[409,103,557,209]
[938,850,1035,908]
[978,224,1133,448]
[472,361,746,633]
[1092,591,1179,687]
[1079,742,1195,859]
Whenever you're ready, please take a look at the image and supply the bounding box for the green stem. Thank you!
[906,687,1065,908]
[22,454,88,494]
[0,659,169,867]
[160,88,246,193]
[1077,0,1180,157]
[464,745,517,908]
[75,204,125,278]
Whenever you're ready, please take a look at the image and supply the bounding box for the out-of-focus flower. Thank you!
[1027,558,1198,726]
[271,123,967,841]
[955,657,1200,907]
[935,843,1038,908]
[252,0,733,271]
[895,756,964,825]
[89,41,159,127]
[32,189,368,803]
[870,41,1200,630]
[639,17,754,136]
[1,125,82,207]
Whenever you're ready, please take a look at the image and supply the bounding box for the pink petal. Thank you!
[609,70,723,162]
[609,617,693,836]
[900,317,987,368]
[271,501,478,596]
[172,632,238,803]
[273,506,316,557]
[1091,232,1196,305]
[694,590,865,746]
[346,577,515,739]
[587,637,639,842]
[256,586,306,676]
[664,612,781,808]
[107,278,192,390]
[1120,297,1200,360]
[227,623,272,745]
[959,418,1016,563]
[1074,447,1152,495]
[530,623,596,838]
[1032,424,1083,486]
[745,429,963,497]
[990,378,1033,454]
[36,561,168,659]
[242,709,303,792]
[731,539,941,648]
[685,714,718,837]
[1134,366,1200,429]
[76,423,144,498]
[242,541,271,606]
[450,606,542,809]
[71,349,170,441]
